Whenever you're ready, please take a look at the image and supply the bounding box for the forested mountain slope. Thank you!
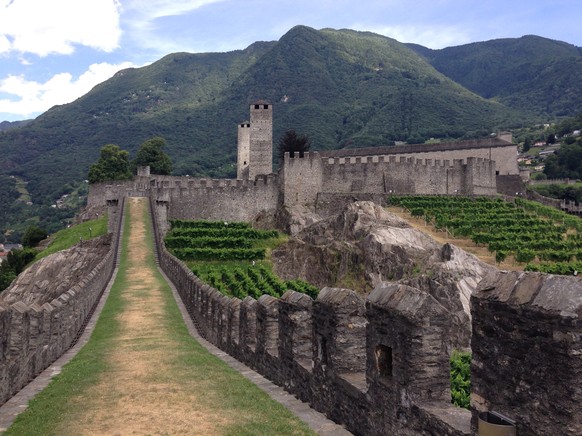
[1,26,579,240]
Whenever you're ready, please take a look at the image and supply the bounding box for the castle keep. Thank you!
[237,101,273,180]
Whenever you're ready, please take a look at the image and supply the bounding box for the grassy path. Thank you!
[6,198,312,435]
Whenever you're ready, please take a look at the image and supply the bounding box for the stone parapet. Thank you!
[154,205,472,435]
[0,197,124,406]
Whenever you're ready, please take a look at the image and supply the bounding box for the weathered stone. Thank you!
[0,234,112,306]
[471,271,582,435]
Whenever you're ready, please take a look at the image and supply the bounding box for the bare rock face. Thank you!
[274,204,323,236]
[0,234,112,306]
[272,201,497,348]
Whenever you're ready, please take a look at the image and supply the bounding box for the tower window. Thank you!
[255,104,260,109]
[264,104,269,109]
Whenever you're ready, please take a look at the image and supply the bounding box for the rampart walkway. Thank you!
[1,198,345,434]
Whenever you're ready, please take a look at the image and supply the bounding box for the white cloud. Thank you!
[122,0,227,53]
[0,0,122,56]
[356,24,471,49]
[0,61,137,117]
[124,0,224,24]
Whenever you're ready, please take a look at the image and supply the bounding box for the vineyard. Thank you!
[165,220,319,299]
[388,195,582,275]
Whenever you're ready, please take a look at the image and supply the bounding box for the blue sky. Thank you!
[0,0,580,122]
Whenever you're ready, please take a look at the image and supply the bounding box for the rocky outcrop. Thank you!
[272,201,497,347]
[1,234,112,306]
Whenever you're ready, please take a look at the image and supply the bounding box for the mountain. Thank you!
[0,120,32,132]
[0,26,580,239]
[407,35,582,117]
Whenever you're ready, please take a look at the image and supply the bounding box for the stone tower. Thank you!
[237,121,250,179]
[238,100,272,180]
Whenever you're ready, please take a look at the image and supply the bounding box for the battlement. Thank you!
[283,150,322,164]
[157,234,470,435]
[320,136,514,159]
[0,197,124,407]
[322,154,494,169]
[153,203,582,435]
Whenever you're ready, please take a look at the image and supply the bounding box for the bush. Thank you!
[22,225,48,248]
[450,350,471,409]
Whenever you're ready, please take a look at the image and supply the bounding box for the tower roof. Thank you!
[252,99,270,105]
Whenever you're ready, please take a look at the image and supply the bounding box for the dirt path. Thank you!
[59,198,231,435]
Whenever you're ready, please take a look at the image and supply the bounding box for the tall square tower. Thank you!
[236,100,273,180]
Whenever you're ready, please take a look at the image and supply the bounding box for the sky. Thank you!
[0,0,581,122]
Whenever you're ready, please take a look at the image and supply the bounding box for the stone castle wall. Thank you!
[161,175,279,222]
[88,148,499,225]
[152,206,471,435]
[92,174,281,223]
[0,198,124,406]
[150,196,582,434]
[281,152,497,208]
[321,139,519,176]
[471,271,582,434]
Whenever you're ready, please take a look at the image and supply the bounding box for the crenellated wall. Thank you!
[0,198,124,406]
[281,152,497,208]
[149,194,582,435]
[151,198,470,435]
[471,271,582,435]
[89,173,280,224]
[163,175,279,222]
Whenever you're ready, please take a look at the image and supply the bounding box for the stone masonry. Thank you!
[0,198,124,407]
[87,101,522,224]
[149,193,582,435]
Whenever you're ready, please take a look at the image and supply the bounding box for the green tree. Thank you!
[0,265,16,292]
[544,142,582,179]
[0,247,36,293]
[133,136,172,175]
[22,225,48,248]
[88,144,132,184]
[277,129,311,164]
[546,133,557,144]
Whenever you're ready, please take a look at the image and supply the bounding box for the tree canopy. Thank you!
[544,141,582,180]
[88,144,132,184]
[22,225,47,248]
[277,129,311,164]
[133,136,172,175]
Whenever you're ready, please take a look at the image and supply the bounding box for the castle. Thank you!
[88,101,523,229]
[1,102,578,434]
